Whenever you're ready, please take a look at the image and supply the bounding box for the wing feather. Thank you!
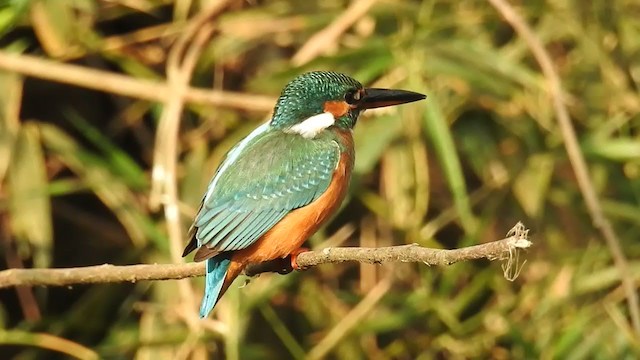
[197,210,234,242]
[233,210,286,250]
[208,212,251,248]
[190,130,341,256]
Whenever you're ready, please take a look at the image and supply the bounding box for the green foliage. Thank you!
[1,0,639,358]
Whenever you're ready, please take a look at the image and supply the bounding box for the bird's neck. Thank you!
[324,128,355,175]
[302,126,354,154]
[329,127,354,156]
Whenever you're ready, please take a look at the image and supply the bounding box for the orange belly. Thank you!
[233,148,352,265]
[218,130,354,298]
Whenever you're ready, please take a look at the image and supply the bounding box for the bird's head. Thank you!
[270,71,426,138]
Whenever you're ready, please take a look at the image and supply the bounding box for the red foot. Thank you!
[290,247,310,270]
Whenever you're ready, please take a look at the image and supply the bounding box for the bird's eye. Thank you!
[344,89,362,105]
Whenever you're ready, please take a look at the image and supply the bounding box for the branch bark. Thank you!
[0,223,530,289]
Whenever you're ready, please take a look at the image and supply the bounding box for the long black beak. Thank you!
[359,88,426,110]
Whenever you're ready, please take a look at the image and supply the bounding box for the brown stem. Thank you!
[0,51,276,112]
[0,214,41,320]
[487,0,640,336]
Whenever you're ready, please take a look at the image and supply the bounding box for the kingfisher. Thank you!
[182,71,426,318]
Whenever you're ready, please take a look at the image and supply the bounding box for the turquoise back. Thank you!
[194,129,342,252]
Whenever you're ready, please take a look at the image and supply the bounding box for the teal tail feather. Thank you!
[200,254,231,318]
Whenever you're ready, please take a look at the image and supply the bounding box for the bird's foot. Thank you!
[290,247,310,271]
[244,258,292,276]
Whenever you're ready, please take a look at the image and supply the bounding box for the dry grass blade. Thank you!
[487,0,640,336]
[306,278,392,360]
[0,70,21,181]
[0,330,99,360]
[292,0,378,66]
[147,0,236,338]
[0,52,276,111]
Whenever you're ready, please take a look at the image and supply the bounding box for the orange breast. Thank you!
[233,131,354,265]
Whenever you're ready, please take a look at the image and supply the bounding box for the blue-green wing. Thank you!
[193,129,340,253]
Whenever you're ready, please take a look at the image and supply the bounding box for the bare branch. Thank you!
[0,51,276,112]
[0,263,205,288]
[291,0,378,66]
[0,223,531,289]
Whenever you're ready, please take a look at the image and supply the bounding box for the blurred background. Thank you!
[1,0,639,359]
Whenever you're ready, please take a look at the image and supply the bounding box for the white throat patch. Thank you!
[286,112,335,139]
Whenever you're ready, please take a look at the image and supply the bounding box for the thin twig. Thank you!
[149,0,233,338]
[291,0,378,66]
[307,278,391,360]
[0,214,41,321]
[487,0,640,336]
[0,222,531,288]
[0,51,276,112]
[0,330,99,360]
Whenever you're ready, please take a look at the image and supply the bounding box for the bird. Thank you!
[182,71,426,318]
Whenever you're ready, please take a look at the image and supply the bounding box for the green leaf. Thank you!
[354,114,403,174]
[64,110,147,190]
[582,137,640,162]
[0,0,29,35]
[513,153,555,217]
[38,122,164,250]
[29,0,97,57]
[0,70,22,182]
[422,96,476,234]
[7,123,52,268]
[180,138,209,209]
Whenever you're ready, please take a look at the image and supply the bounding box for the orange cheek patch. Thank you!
[323,101,350,118]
